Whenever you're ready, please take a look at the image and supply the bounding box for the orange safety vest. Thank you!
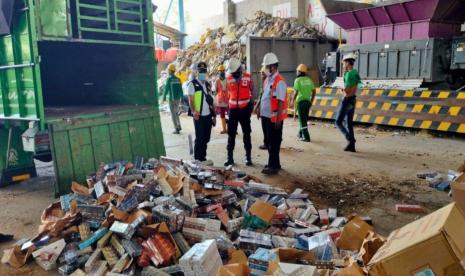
[227,73,252,109]
[270,73,288,122]
[215,78,228,107]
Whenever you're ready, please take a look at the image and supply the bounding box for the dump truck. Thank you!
[0,0,165,195]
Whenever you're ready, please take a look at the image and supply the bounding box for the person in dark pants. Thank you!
[188,62,216,165]
[162,63,183,134]
[255,66,269,150]
[336,53,361,152]
[256,53,288,175]
[291,64,316,142]
[224,58,254,166]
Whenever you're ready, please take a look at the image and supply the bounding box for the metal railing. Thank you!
[74,0,149,45]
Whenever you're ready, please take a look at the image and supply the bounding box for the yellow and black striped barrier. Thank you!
[288,88,465,134]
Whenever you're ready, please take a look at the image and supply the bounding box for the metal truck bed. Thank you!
[44,105,154,120]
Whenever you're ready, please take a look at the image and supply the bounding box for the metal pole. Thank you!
[0,63,34,71]
[178,0,185,49]
[5,128,12,169]
[164,0,174,24]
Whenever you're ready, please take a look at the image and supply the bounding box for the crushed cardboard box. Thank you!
[368,203,465,276]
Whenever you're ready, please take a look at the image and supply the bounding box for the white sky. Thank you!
[153,0,224,46]
[153,0,223,28]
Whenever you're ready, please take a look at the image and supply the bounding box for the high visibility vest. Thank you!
[191,80,205,113]
[215,78,228,107]
[270,73,288,123]
[227,73,252,109]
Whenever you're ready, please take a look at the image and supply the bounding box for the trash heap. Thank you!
[175,11,327,74]
[417,169,461,193]
[3,157,465,275]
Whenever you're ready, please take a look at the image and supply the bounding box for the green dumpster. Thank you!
[0,0,165,195]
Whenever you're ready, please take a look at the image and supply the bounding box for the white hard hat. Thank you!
[262,52,279,66]
[343,53,356,61]
[227,58,242,74]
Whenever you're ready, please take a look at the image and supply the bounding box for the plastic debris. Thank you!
[3,155,424,275]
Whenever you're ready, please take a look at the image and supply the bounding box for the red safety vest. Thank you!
[270,73,288,123]
[215,78,228,107]
[227,73,252,109]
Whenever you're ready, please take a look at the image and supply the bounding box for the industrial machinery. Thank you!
[325,0,465,90]
[305,0,465,135]
[0,0,165,195]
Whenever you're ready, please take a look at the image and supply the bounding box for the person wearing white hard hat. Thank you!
[336,53,361,152]
[223,57,254,167]
[256,52,288,175]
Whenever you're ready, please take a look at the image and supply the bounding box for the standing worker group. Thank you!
[187,62,216,165]
[336,53,361,152]
[224,58,254,167]
[256,53,288,175]
[291,64,316,142]
[163,63,183,134]
[213,64,229,134]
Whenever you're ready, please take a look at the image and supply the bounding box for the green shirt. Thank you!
[343,69,362,88]
[293,76,315,103]
[163,75,183,101]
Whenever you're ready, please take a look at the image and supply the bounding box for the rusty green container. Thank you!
[0,0,165,195]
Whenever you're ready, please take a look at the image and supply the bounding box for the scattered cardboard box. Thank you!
[368,203,465,276]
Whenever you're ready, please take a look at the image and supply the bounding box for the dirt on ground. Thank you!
[162,112,458,234]
[0,111,462,274]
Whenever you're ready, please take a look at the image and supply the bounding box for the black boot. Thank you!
[245,152,253,166]
[224,152,235,166]
[344,141,356,152]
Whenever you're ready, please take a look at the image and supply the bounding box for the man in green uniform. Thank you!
[291,64,315,142]
[163,63,184,134]
[336,53,361,152]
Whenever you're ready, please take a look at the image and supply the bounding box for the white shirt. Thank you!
[260,71,287,118]
[187,80,211,116]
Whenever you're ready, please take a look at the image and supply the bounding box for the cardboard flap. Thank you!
[338,262,366,276]
[443,203,465,258]
[370,204,454,265]
[274,248,315,263]
[336,217,373,251]
[228,249,248,265]
[218,263,250,276]
[452,173,465,214]
[249,200,277,223]
[359,231,386,265]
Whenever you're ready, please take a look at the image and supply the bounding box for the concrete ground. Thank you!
[0,110,463,274]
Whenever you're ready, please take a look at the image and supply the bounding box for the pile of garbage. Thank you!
[417,169,461,193]
[2,157,465,275]
[175,11,327,74]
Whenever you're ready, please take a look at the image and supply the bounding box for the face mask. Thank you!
[198,73,207,81]
[220,72,225,79]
